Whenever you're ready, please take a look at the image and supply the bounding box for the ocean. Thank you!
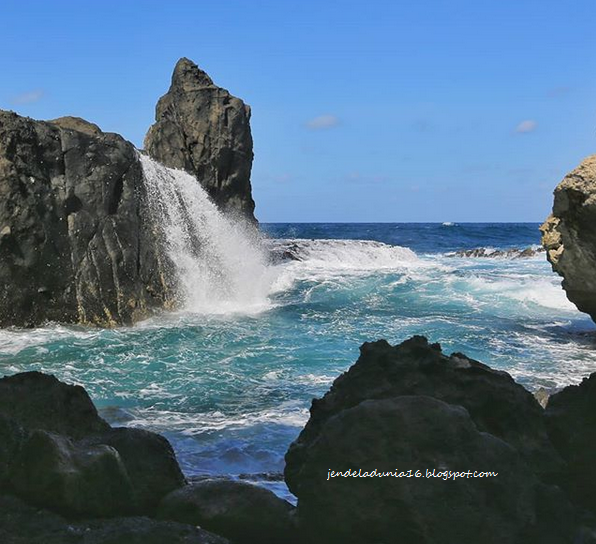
[2,192,596,501]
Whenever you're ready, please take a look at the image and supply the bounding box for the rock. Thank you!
[158,479,297,544]
[0,371,185,518]
[9,429,135,517]
[0,372,109,438]
[286,337,562,484]
[545,371,596,513]
[0,493,229,544]
[452,246,544,258]
[145,58,256,221]
[286,395,574,544]
[534,387,551,408]
[81,427,186,512]
[541,155,596,322]
[0,109,174,327]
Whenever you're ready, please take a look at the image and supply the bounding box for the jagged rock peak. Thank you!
[170,57,214,90]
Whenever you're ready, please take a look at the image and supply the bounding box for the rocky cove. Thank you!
[2,57,596,544]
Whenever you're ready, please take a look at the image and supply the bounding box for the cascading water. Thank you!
[139,154,276,314]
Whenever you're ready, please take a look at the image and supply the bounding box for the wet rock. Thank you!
[452,246,544,258]
[0,109,174,327]
[545,371,596,513]
[541,154,596,322]
[145,58,256,221]
[158,479,297,544]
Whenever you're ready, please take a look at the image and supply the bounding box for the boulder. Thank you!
[0,493,229,544]
[9,429,135,517]
[545,371,596,512]
[541,154,596,322]
[0,371,109,438]
[0,371,185,517]
[0,109,174,327]
[158,479,297,544]
[286,336,562,483]
[81,427,186,512]
[286,395,574,544]
[145,58,256,221]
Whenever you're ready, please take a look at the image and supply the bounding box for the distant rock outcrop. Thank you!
[541,155,596,322]
[145,58,256,221]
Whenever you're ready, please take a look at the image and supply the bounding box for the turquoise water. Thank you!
[1,222,595,499]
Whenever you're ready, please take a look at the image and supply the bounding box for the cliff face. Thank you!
[144,58,256,221]
[541,155,596,322]
[0,111,176,327]
[0,58,257,328]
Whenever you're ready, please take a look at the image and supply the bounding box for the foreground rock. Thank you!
[0,494,228,544]
[546,372,596,513]
[285,337,576,544]
[0,371,185,517]
[145,58,256,221]
[158,479,297,544]
[541,154,596,322]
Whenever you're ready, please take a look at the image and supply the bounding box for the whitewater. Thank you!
[1,160,595,500]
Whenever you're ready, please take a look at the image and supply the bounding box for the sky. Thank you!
[1,0,595,222]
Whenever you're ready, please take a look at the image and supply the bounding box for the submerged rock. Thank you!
[285,336,576,544]
[145,58,256,221]
[158,479,297,544]
[541,154,596,322]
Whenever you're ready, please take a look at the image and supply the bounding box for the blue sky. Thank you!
[1,0,594,222]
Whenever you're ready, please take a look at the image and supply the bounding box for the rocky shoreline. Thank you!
[2,337,596,543]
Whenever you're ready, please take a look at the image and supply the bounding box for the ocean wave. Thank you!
[446,245,545,259]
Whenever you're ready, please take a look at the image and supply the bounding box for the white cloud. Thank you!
[515,120,537,134]
[306,114,340,130]
[11,90,45,105]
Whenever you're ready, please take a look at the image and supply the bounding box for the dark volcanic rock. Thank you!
[0,109,174,327]
[453,246,544,259]
[286,336,562,484]
[10,429,135,517]
[0,494,229,544]
[158,479,297,544]
[541,154,596,322]
[145,58,256,221]
[285,336,576,544]
[546,372,596,513]
[0,371,109,438]
[0,371,185,518]
[81,427,186,512]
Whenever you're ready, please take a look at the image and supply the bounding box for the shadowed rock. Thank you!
[145,58,256,221]
[158,479,297,544]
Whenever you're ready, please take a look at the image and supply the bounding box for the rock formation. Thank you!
[145,58,256,221]
[0,370,298,543]
[285,337,579,544]
[0,57,257,327]
[541,154,596,321]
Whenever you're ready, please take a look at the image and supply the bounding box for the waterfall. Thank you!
[139,154,275,314]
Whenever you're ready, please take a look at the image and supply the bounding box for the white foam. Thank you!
[140,155,277,315]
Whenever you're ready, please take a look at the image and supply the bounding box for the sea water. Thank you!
[1,159,595,500]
